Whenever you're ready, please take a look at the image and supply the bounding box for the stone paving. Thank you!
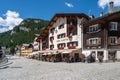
[0,56,120,80]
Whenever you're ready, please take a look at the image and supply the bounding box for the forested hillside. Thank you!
[0,18,49,54]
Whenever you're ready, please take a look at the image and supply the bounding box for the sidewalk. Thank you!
[0,56,120,80]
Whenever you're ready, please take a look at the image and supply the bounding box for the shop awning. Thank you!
[62,51,72,54]
[38,50,54,53]
[29,51,39,56]
[59,49,81,54]
[42,53,47,55]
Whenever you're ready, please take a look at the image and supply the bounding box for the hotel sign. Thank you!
[57,38,69,42]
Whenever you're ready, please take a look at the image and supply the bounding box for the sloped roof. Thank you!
[36,13,89,41]
[83,11,120,27]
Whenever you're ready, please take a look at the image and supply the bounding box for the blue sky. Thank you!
[0,0,120,33]
[0,0,106,20]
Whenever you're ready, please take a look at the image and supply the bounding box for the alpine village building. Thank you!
[34,2,120,62]
[36,13,89,62]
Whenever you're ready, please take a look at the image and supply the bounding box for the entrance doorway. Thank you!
[108,51,116,61]
[97,51,104,62]
[74,53,79,62]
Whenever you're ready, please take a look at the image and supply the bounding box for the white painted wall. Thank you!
[116,51,120,60]
[82,49,108,61]
[33,37,39,51]
[49,17,83,50]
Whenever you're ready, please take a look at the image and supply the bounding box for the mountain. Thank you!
[0,18,49,54]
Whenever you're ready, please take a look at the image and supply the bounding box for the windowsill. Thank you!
[109,43,118,45]
[87,29,101,34]
[86,44,101,46]
[109,30,117,31]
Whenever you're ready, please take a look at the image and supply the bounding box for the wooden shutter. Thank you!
[86,39,89,45]
[108,37,111,45]
[117,38,120,45]
[76,41,78,46]
[98,38,101,45]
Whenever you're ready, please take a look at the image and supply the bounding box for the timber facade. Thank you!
[83,11,120,61]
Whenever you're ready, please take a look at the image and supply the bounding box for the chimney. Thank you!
[100,12,103,17]
[109,1,114,13]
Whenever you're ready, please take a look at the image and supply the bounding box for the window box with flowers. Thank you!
[50,48,53,50]
[68,46,76,49]
[67,35,72,38]
[58,47,64,50]
[42,48,46,50]
[67,24,73,28]
[42,41,46,43]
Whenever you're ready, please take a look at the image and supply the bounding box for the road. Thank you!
[0,56,120,80]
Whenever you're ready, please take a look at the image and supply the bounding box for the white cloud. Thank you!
[0,10,23,33]
[98,0,120,9]
[65,2,74,8]
[0,27,9,33]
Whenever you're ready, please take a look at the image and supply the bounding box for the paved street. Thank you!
[0,56,120,80]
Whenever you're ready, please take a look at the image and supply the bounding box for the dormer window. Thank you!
[110,22,117,31]
[58,24,64,29]
[89,24,98,32]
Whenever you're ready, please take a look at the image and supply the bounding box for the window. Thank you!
[50,37,54,40]
[57,43,66,48]
[87,38,101,45]
[57,33,65,39]
[50,28,55,34]
[110,22,117,31]
[90,39,97,45]
[58,24,64,29]
[50,45,54,48]
[67,41,78,46]
[89,24,99,32]
[110,37,117,44]
[73,42,77,46]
